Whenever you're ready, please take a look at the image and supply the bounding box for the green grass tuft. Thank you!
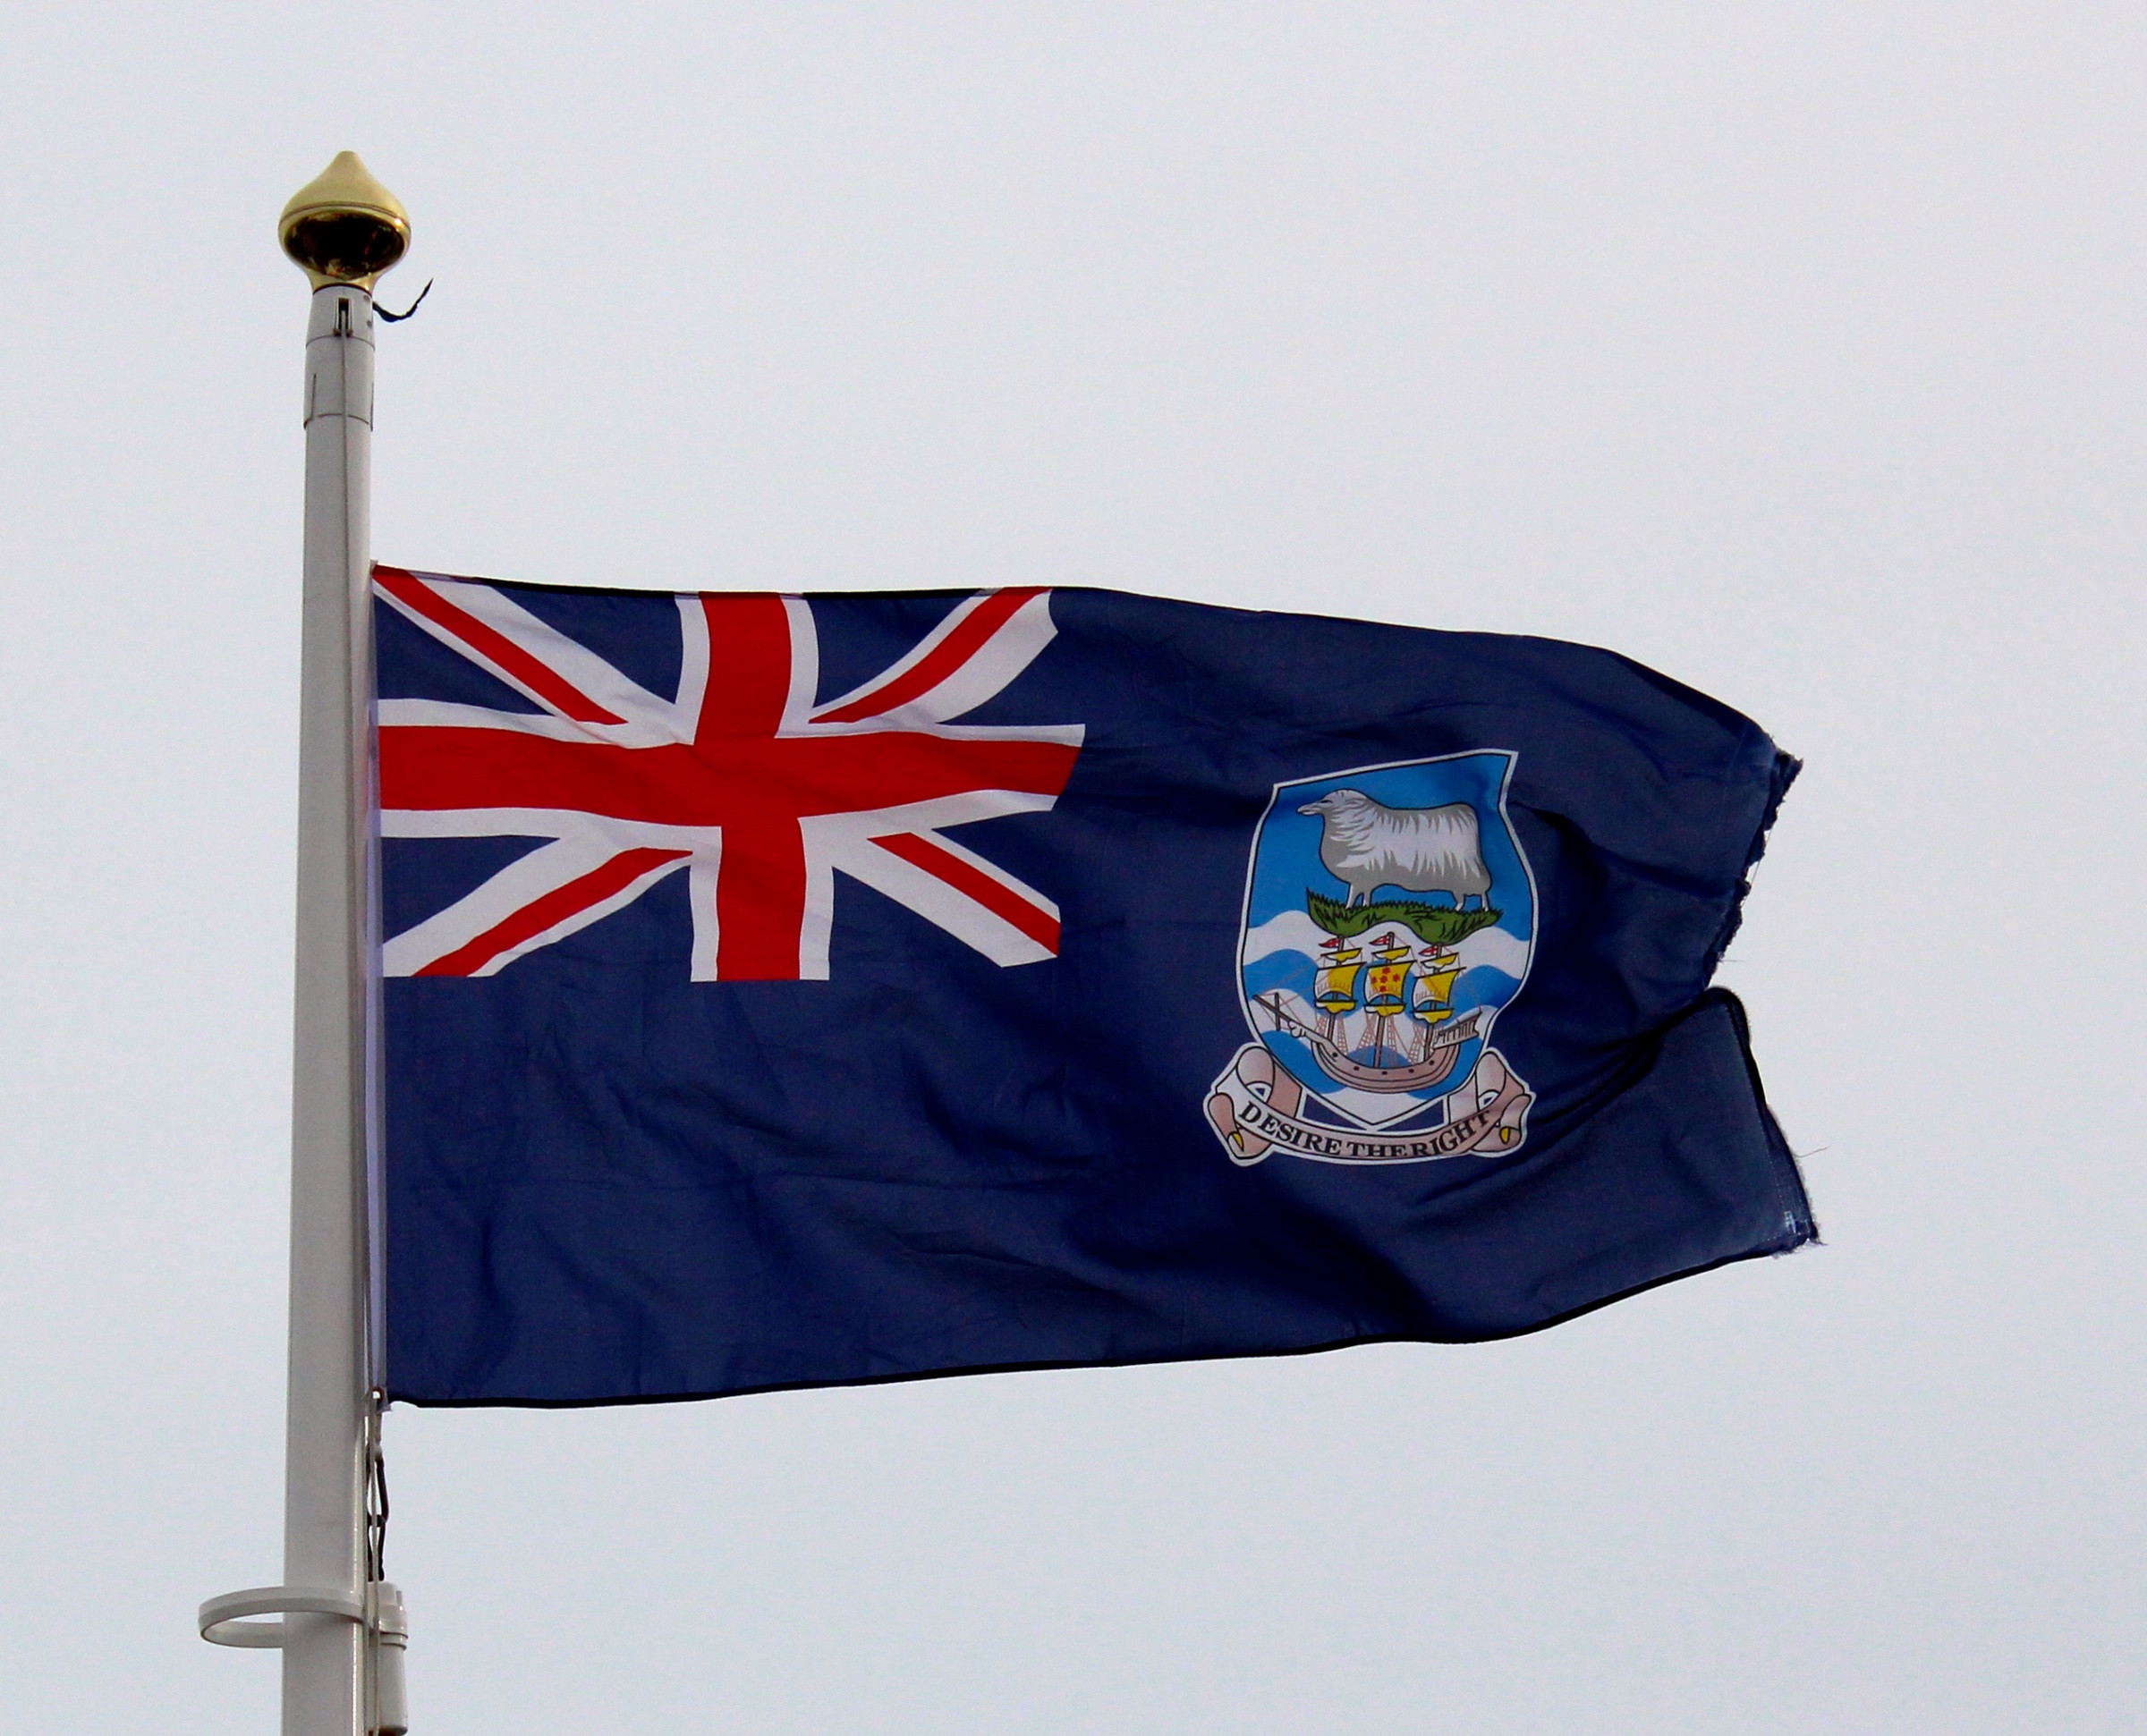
[1305,890,1502,946]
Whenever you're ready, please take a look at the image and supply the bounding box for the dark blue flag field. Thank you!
[374,571,1814,1405]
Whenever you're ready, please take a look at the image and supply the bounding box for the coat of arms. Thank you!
[1206,751,1537,1165]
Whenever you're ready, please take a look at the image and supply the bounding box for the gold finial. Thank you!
[279,152,411,291]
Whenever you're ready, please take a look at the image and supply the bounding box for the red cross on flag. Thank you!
[374,569,1084,981]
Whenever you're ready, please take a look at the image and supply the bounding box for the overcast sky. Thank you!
[4,5,2142,1732]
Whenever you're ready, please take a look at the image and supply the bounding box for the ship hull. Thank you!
[1303,1010,1481,1093]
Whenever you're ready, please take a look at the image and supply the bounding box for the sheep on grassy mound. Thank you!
[1297,789,1492,910]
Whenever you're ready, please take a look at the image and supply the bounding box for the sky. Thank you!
[3,4,2142,1732]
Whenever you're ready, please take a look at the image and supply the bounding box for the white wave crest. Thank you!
[1242,910,1332,964]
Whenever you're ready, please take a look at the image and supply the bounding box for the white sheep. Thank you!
[1297,789,1492,908]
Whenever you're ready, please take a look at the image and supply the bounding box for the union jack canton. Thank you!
[378,572,1812,1410]
[375,568,1083,982]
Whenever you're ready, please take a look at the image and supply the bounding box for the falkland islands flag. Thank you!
[378,569,1814,1406]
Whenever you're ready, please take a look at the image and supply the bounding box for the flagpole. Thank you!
[284,148,397,1736]
[199,153,411,1736]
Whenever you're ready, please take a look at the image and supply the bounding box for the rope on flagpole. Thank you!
[377,280,432,323]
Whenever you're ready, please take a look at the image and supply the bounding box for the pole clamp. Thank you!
[200,1583,410,1732]
[199,1584,369,1648]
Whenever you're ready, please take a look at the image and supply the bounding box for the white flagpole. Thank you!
[199,152,412,1736]
[284,153,388,1736]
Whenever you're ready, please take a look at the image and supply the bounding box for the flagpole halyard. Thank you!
[200,151,410,1736]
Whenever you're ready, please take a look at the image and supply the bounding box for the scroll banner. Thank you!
[1205,1043,1532,1166]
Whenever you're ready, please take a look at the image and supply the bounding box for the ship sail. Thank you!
[1313,959,1363,1014]
[1409,958,1464,1024]
[1362,960,1409,1017]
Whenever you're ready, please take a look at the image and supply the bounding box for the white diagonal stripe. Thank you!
[808,589,1002,719]
[885,825,1058,920]
[458,850,697,978]
[382,574,684,737]
[825,834,1055,966]
[808,591,1060,726]
[385,833,632,976]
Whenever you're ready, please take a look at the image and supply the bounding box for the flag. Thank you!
[376,570,1813,1405]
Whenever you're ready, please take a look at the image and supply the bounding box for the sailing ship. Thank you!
[1261,928,1481,1093]
[1312,944,1365,1038]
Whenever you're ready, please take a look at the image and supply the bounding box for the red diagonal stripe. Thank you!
[414,845,690,977]
[814,589,1043,723]
[870,831,1060,953]
[377,567,626,725]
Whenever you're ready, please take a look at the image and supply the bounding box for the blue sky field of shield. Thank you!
[1239,751,1535,1124]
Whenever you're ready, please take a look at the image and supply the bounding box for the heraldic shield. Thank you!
[1207,751,1539,1166]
